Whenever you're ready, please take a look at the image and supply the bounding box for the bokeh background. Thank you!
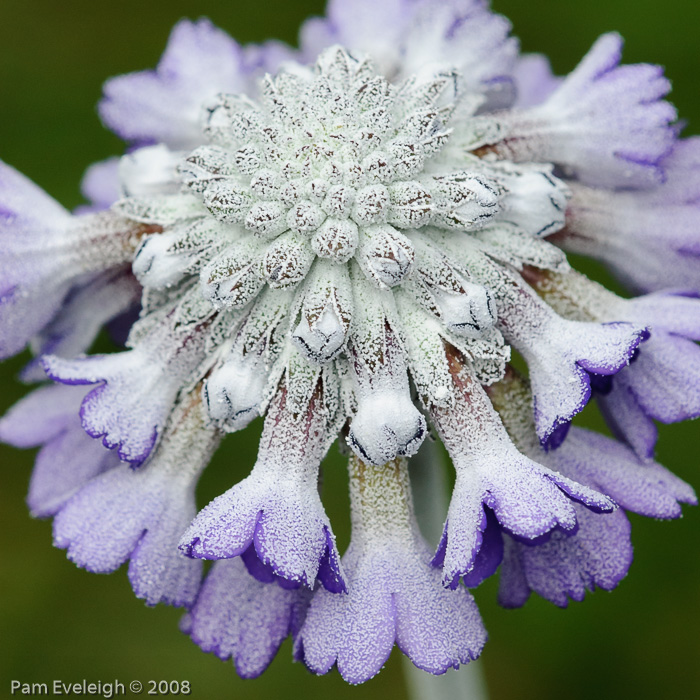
[1,1,699,698]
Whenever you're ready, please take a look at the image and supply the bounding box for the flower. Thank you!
[1,0,698,687]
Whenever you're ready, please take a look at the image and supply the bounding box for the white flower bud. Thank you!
[204,352,266,432]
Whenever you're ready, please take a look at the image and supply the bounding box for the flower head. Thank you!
[1,0,698,687]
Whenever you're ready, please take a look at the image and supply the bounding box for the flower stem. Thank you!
[403,656,488,700]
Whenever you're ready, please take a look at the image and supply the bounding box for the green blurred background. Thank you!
[1,1,699,698]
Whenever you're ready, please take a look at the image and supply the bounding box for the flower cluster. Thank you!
[1,0,698,686]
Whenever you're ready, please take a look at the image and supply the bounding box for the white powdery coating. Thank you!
[52,392,221,607]
[43,287,218,464]
[181,379,344,591]
[345,275,427,465]
[185,557,310,678]
[474,259,646,445]
[108,42,575,475]
[118,145,184,198]
[292,260,354,363]
[0,161,142,359]
[172,43,530,293]
[133,218,236,290]
[204,287,293,430]
[298,455,486,684]
[429,358,614,586]
[408,232,496,338]
[478,33,676,189]
[3,17,690,686]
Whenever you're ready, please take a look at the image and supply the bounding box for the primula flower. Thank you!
[1,0,698,687]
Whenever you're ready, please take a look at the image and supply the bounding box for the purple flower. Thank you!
[428,354,615,588]
[489,371,696,606]
[558,138,700,293]
[1,0,698,687]
[548,427,697,519]
[522,267,700,460]
[595,292,700,459]
[487,263,648,448]
[482,33,677,189]
[297,456,487,684]
[43,288,215,465]
[498,424,696,607]
[0,384,120,518]
[183,557,310,678]
[100,19,253,150]
[180,379,345,593]
[498,505,633,608]
[52,392,220,607]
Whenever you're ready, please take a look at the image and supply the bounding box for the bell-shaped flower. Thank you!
[489,368,696,606]
[43,288,216,465]
[594,292,700,458]
[0,161,143,360]
[181,374,345,593]
[498,505,633,608]
[52,391,221,607]
[298,455,487,684]
[428,349,614,588]
[491,264,647,448]
[498,423,696,607]
[524,267,700,458]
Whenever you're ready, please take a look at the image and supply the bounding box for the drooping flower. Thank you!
[522,267,700,460]
[51,388,221,607]
[486,368,696,606]
[1,0,698,687]
[297,455,487,683]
